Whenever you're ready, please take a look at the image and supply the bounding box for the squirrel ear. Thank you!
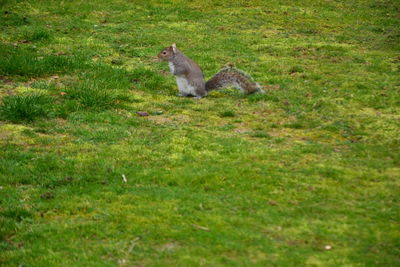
[171,43,177,53]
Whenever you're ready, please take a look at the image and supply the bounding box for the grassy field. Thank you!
[0,0,399,266]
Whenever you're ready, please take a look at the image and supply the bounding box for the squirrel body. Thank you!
[158,44,262,98]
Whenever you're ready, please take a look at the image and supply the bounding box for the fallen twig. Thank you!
[127,237,141,253]
[192,224,210,231]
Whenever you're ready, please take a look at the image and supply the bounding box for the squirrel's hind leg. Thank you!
[194,88,207,98]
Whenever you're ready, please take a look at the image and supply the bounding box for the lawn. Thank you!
[0,0,399,266]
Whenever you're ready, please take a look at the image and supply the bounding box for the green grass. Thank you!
[0,0,399,266]
[0,94,53,122]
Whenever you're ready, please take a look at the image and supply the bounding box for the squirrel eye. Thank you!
[162,51,167,55]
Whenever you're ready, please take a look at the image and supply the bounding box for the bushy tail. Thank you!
[205,66,263,94]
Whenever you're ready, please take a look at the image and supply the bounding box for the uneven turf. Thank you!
[0,0,399,266]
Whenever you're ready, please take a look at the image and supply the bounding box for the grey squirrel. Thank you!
[158,43,263,98]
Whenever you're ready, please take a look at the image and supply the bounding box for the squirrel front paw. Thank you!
[177,93,187,97]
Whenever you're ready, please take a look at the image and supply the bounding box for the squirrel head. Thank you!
[158,43,177,61]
